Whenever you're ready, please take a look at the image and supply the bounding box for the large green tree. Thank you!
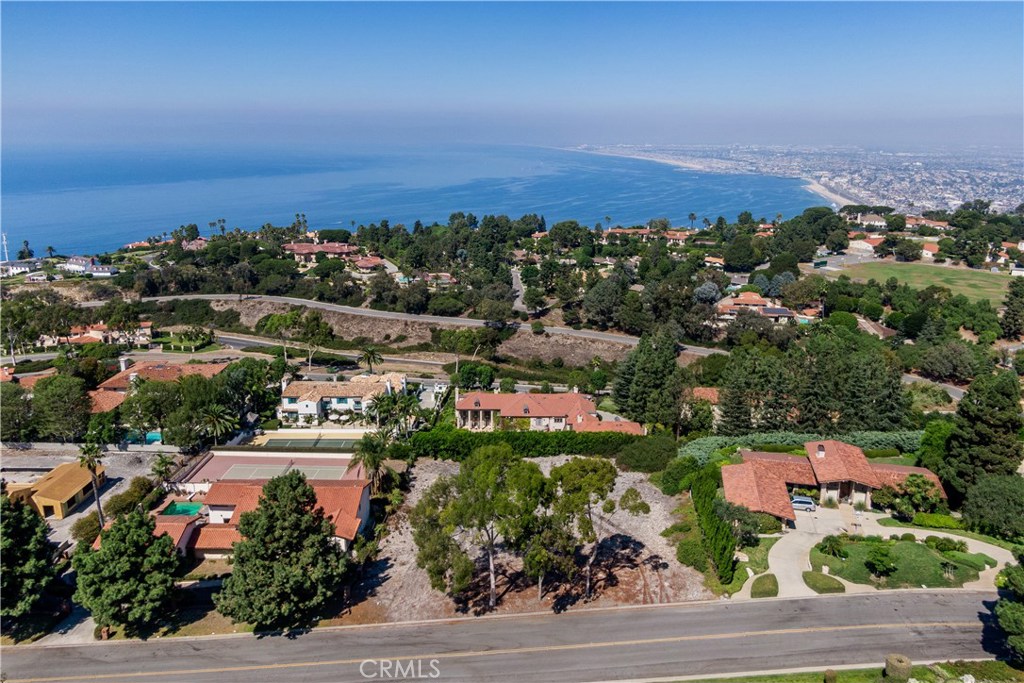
[939,371,1023,503]
[214,472,349,630]
[72,511,178,634]
[1,382,33,441]
[996,561,1024,661]
[1003,278,1024,340]
[410,445,545,609]
[32,375,90,442]
[963,475,1024,541]
[1,488,56,619]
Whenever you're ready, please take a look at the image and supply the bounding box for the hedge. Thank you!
[692,468,735,583]
[615,436,677,473]
[912,512,963,530]
[678,430,924,464]
[408,426,640,461]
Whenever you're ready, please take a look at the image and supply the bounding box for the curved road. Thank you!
[0,592,1000,683]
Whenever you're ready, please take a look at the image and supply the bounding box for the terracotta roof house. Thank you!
[282,242,360,263]
[704,256,725,269]
[455,391,643,434]
[353,256,385,272]
[88,389,127,414]
[186,525,243,560]
[93,514,202,555]
[278,373,407,423]
[97,361,230,392]
[688,387,720,405]
[722,441,944,522]
[602,228,653,244]
[203,479,371,553]
[16,370,57,394]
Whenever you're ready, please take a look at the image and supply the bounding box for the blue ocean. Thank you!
[1,145,825,255]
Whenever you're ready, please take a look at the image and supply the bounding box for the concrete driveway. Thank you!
[768,507,847,598]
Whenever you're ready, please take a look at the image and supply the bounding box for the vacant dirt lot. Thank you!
[350,457,711,624]
[498,329,633,365]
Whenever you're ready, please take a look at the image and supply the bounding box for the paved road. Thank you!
[510,266,527,312]
[0,592,1000,683]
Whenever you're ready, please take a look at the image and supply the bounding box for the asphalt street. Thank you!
[1,592,1001,683]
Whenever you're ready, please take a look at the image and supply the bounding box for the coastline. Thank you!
[568,146,863,209]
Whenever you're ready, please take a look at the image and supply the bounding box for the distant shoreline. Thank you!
[567,147,862,209]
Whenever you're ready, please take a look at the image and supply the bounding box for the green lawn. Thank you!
[802,571,845,594]
[810,540,982,588]
[877,516,1024,554]
[750,573,778,598]
[703,536,780,596]
[839,261,1011,303]
[684,660,1024,683]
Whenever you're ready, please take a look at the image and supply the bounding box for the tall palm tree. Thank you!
[78,443,106,528]
[348,431,393,495]
[45,245,56,259]
[394,391,423,439]
[200,404,238,446]
[688,212,697,229]
[150,452,176,485]
[360,346,383,374]
[702,217,711,230]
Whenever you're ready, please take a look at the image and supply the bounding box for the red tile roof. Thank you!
[722,460,797,521]
[283,242,360,256]
[689,387,720,404]
[869,463,946,498]
[153,516,200,548]
[573,416,645,435]
[187,525,242,551]
[98,361,230,391]
[742,451,817,486]
[17,371,56,391]
[805,441,879,488]
[88,390,127,414]
[457,391,596,419]
[0,367,15,382]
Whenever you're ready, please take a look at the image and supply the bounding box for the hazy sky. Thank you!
[3,2,1022,150]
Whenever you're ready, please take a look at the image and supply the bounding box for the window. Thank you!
[42,505,54,517]
[285,397,297,404]
[554,417,563,423]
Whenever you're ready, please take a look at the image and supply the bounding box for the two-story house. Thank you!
[278,373,407,423]
[455,391,643,434]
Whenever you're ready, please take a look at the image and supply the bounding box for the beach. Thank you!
[800,178,861,208]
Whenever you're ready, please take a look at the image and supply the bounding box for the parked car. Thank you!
[791,496,817,512]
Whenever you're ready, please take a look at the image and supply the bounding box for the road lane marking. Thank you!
[5,621,979,682]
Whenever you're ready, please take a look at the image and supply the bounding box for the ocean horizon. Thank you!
[1,144,827,255]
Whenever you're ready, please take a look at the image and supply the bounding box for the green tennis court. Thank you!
[262,437,359,450]
[223,464,350,481]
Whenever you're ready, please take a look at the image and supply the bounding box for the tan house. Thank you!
[278,373,407,423]
[7,462,107,520]
[455,391,643,434]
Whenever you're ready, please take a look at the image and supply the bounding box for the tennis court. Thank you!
[261,437,359,450]
[222,463,350,481]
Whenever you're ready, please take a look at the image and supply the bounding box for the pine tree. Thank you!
[755,354,793,431]
[718,360,753,436]
[214,471,350,630]
[1003,278,1024,340]
[612,338,641,417]
[72,511,178,633]
[1,488,56,619]
[939,371,1024,504]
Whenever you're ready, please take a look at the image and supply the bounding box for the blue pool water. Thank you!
[1,144,825,254]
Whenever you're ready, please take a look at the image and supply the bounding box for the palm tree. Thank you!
[348,431,393,495]
[394,391,423,439]
[688,212,697,229]
[45,246,55,259]
[200,404,238,446]
[359,346,383,374]
[702,217,711,230]
[150,452,176,485]
[78,443,106,528]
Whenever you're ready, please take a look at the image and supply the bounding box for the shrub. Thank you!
[823,497,838,509]
[912,512,962,529]
[865,544,897,577]
[615,436,677,473]
[531,321,544,335]
[817,535,848,559]
[692,467,736,583]
[864,448,901,459]
[925,536,967,553]
[675,539,707,572]
[753,512,782,534]
[409,426,638,461]
[103,477,156,518]
[660,457,701,496]
[750,573,778,598]
[900,533,916,542]
[71,512,101,545]
[261,419,280,431]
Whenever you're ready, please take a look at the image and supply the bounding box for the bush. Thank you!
[817,535,848,559]
[409,426,639,461]
[615,436,676,473]
[103,477,156,518]
[963,475,1024,542]
[865,544,897,577]
[750,573,778,598]
[71,512,101,545]
[925,536,967,553]
[531,321,544,335]
[261,419,280,431]
[864,448,901,459]
[659,457,701,496]
[802,571,845,594]
[912,512,962,529]
[675,539,707,572]
[753,512,782,534]
[900,533,916,542]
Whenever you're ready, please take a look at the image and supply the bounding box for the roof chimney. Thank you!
[815,444,826,459]
[118,357,128,372]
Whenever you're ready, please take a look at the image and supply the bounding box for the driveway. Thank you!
[767,507,846,598]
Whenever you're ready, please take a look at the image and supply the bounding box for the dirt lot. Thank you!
[498,329,633,365]
[350,457,711,623]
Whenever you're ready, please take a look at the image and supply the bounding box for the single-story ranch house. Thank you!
[722,440,943,522]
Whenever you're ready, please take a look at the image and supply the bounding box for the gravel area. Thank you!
[1,448,165,546]
[352,455,711,623]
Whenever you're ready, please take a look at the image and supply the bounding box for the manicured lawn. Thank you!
[810,540,982,588]
[704,536,780,596]
[684,660,1024,683]
[839,261,1010,303]
[877,516,1024,554]
[750,573,778,598]
[802,571,845,594]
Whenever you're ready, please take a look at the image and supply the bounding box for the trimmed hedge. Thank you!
[409,426,639,461]
[679,431,923,464]
[615,436,677,473]
[912,512,963,530]
[750,573,779,598]
[692,468,735,584]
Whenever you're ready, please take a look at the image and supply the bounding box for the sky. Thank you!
[3,2,1022,150]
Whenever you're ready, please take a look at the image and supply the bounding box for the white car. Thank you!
[791,496,817,512]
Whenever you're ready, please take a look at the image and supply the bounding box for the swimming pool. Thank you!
[162,502,203,516]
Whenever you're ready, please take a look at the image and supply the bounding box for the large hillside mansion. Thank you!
[455,391,644,434]
[277,373,407,423]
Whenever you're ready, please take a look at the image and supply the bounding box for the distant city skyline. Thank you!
[2,2,1022,150]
